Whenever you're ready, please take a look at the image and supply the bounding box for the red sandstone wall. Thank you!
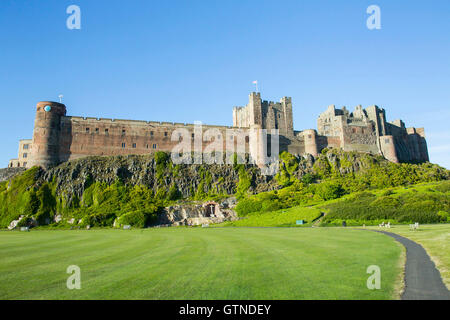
[379,135,399,163]
[58,117,251,162]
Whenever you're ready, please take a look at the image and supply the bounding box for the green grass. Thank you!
[0,228,403,300]
[215,206,323,227]
[363,224,450,289]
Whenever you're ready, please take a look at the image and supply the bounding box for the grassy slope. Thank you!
[0,228,402,300]
[318,181,450,226]
[214,181,449,228]
[215,206,322,227]
[364,224,450,290]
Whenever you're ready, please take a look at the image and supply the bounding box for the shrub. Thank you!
[235,198,263,216]
[117,210,147,228]
[236,166,251,199]
[167,184,182,201]
[437,211,450,222]
[301,173,315,185]
[315,180,344,201]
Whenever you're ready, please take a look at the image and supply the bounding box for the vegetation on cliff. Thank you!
[235,149,448,218]
[0,149,448,228]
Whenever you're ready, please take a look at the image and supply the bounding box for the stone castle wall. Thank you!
[9,92,429,169]
[316,104,429,163]
[57,116,249,164]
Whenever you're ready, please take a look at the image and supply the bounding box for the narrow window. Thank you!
[86,128,90,133]
[122,129,126,135]
[105,128,109,134]
[164,132,168,137]
[23,162,27,167]
[122,143,126,148]
[153,144,157,149]
[95,128,99,133]
[150,131,154,136]
[23,144,29,150]
[23,153,27,158]
[132,143,136,148]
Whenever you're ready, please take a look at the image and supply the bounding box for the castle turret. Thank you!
[280,96,294,136]
[248,92,262,126]
[303,129,318,157]
[29,101,66,169]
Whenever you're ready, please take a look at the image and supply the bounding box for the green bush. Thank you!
[236,166,251,199]
[314,180,344,201]
[117,210,147,228]
[235,198,263,216]
[301,173,315,185]
[437,211,450,222]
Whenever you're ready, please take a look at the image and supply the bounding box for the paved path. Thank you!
[376,230,450,300]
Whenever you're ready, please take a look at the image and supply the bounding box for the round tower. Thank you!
[29,101,66,169]
[303,129,318,157]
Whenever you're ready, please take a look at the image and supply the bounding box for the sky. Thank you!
[0,0,449,168]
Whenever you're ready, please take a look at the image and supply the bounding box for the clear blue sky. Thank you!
[1,0,449,168]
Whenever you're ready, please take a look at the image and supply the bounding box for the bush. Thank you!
[437,211,450,222]
[167,184,182,201]
[314,180,344,201]
[301,173,315,185]
[117,210,147,228]
[236,166,251,199]
[235,198,262,216]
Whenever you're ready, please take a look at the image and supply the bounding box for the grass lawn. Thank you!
[0,227,403,300]
[364,224,450,289]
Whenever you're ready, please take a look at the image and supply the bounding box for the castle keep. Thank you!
[8,93,429,169]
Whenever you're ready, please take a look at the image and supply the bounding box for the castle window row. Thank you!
[79,127,171,138]
[70,126,248,142]
[121,143,158,149]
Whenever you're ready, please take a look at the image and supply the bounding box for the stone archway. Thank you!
[203,201,218,218]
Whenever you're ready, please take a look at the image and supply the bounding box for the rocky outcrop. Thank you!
[33,154,281,203]
[157,198,238,226]
[7,215,38,230]
[8,215,25,230]
[0,167,26,183]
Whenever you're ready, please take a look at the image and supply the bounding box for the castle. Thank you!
[8,92,429,169]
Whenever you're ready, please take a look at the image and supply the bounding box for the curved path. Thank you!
[376,230,450,300]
